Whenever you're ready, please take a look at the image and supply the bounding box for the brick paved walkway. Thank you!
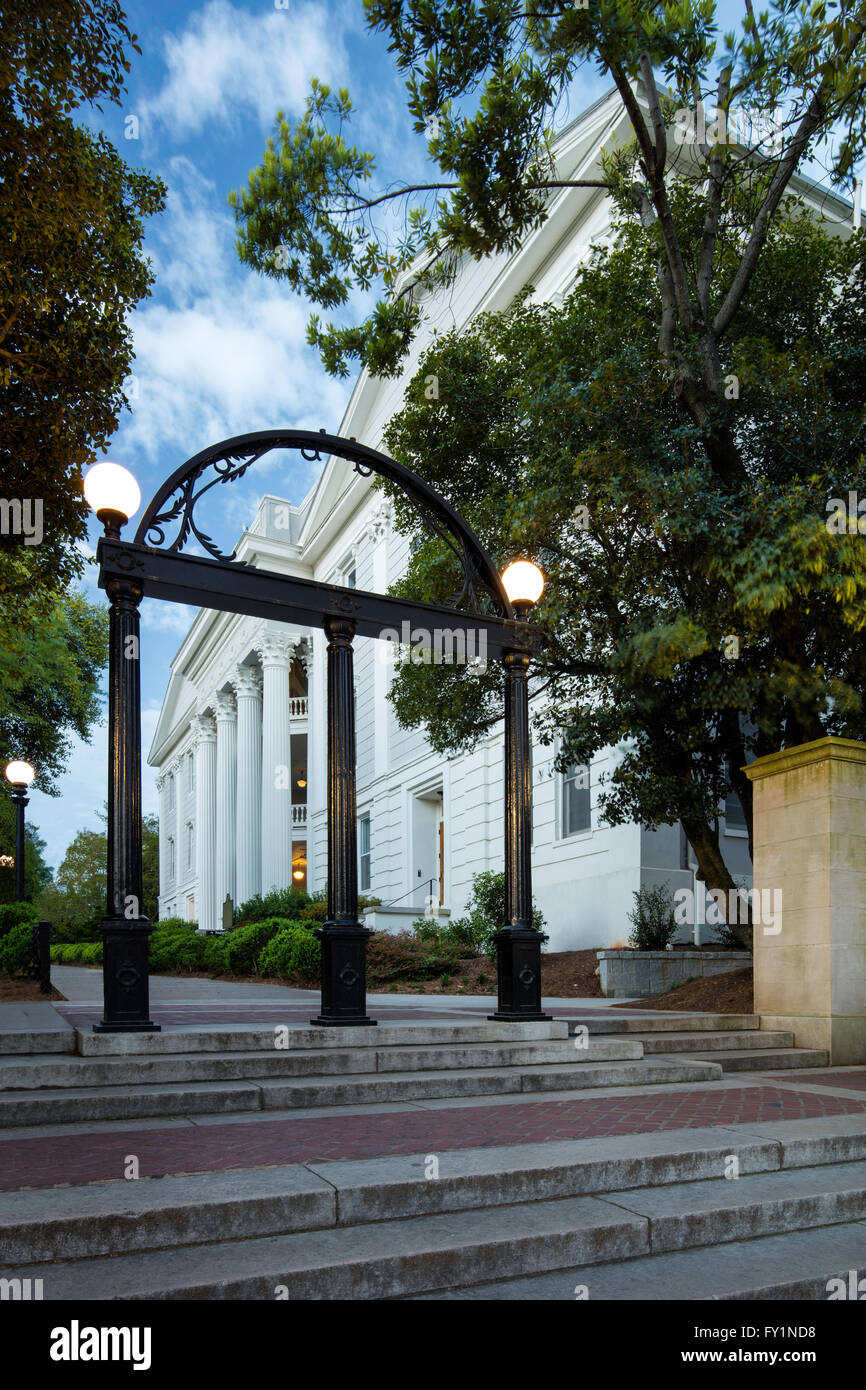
[3,1083,865,1192]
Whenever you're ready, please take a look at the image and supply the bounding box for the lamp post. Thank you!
[84,462,159,1032]
[4,760,35,901]
[490,561,551,1022]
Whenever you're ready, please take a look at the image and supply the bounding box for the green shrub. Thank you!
[297,893,381,924]
[234,889,311,925]
[366,930,469,986]
[0,919,38,976]
[148,922,208,973]
[52,915,101,944]
[222,918,288,974]
[79,942,103,963]
[627,884,678,950]
[412,917,480,956]
[0,901,38,940]
[446,871,546,956]
[256,924,321,979]
[156,915,197,931]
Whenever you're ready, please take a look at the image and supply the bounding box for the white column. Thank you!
[192,712,217,932]
[173,756,184,908]
[307,631,327,894]
[234,664,262,908]
[259,630,295,894]
[155,774,167,903]
[214,690,238,922]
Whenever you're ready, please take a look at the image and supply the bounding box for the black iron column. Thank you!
[94,570,159,1032]
[9,783,27,901]
[311,615,376,1026]
[490,646,550,1021]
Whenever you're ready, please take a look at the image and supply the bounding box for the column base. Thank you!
[95,916,160,1033]
[313,922,377,1027]
[492,926,551,1021]
[309,1016,378,1028]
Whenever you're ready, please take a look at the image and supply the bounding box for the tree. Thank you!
[378,203,866,928]
[0,590,109,794]
[230,4,866,912]
[36,811,159,939]
[0,1,165,603]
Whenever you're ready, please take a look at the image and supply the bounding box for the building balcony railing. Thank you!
[292,804,307,825]
[290,697,308,718]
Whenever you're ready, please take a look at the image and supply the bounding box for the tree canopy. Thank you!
[36,812,159,939]
[381,203,866,898]
[230,2,866,902]
[0,590,109,795]
[0,1,165,602]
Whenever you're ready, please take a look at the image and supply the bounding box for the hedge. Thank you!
[256,924,320,978]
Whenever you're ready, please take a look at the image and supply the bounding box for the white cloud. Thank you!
[140,0,344,137]
[117,155,351,492]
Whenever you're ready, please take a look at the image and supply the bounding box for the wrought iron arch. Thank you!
[134,428,514,620]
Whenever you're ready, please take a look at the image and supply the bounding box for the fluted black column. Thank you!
[490,647,550,1021]
[311,615,375,1026]
[94,573,159,1032]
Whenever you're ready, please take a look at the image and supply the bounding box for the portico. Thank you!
[155,624,311,930]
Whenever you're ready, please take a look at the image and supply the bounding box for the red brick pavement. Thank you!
[765,1069,866,1091]
[2,1084,865,1192]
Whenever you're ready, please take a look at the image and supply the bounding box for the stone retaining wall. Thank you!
[597,949,752,999]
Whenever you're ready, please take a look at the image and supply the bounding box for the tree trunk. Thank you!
[681,814,752,949]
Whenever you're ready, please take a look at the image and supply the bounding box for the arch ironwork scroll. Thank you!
[134,428,514,620]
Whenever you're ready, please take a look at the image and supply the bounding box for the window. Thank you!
[562,762,591,837]
[346,565,356,589]
[359,814,371,892]
[167,773,176,812]
[167,837,176,882]
[186,822,195,870]
[187,896,196,922]
[187,750,195,793]
[725,790,748,833]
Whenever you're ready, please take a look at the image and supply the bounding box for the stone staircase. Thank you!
[0,1015,828,1129]
[3,1114,865,1299]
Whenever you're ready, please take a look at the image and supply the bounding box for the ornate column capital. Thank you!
[233,663,262,698]
[366,500,392,543]
[214,689,237,722]
[257,627,296,668]
[191,711,217,744]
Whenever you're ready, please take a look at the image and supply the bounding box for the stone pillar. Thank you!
[745,735,866,1064]
[192,712,217,933]
[234,665,262,909]
[214,690,238,920]
[259,631,295,894]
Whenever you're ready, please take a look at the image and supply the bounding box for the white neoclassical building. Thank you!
[148,86,853,950]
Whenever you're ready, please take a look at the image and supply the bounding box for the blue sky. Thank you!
[25,0,859,871]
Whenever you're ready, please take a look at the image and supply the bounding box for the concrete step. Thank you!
[681,1047,830,1072]
[9,1154,866,1300]
[0,1037,638,1091]
[0,1079,263,1127]
[567,1014,758,1036]
[77,1020,569,1057]
[0,1055,720,1127]
[0,1126,787,1263]
[4,1194,650,1300]
[634,1030,793,1054]
[413,1221,866,1300]
[254,1057,722,1110]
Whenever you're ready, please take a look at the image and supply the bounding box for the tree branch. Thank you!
[714,19,866,338]
[696,67,731,322]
